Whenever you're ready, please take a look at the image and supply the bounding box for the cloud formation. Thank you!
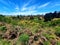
[21,0,33,11]
[0,0,60,15]
[15,5,20,11]
[52,3,60,7]
[20,2,50,15]
[38,2,50,8]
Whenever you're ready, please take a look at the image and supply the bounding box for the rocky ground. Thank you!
[0,21,60,45]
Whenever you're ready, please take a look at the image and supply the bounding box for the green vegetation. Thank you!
[55,27,60,37]
[56,41,60,45]
[19,34,29,45]
[44,41,51,45]
[0,26,7,32]
[0,13,60,45]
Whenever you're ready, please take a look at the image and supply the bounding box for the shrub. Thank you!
[51,19,60,26]
[44,41,51,45]
[43,33,50,40]
[43,33,55,40]
[55,27,60,37]
[19,34,29,45]
[0,26,7,32]
[44,13,53,21]
[56,41,60,45]
[0,40,10,45]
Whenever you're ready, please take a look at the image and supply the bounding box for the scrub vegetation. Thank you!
[0,11,60,45]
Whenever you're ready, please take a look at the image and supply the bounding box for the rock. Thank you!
[38,42,43,45]
[2,30,18,39]
[50,39,56,45]
[41,36,47,42]
[28,36,34,45]
[38,38,44,45]
[34,35,38,41]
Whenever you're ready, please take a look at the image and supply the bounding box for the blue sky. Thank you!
[0,0,60,15]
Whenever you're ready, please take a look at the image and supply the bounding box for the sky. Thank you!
[0,0,60,15]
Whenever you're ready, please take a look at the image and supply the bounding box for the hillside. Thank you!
[0,12,60,45]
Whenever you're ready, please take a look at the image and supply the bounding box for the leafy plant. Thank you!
[19,34,29,45]
[0,26,7,32]
[55,27,60,37]
[44,41,51,45]
[43,33,50,39]
[0,40,10,45]
[56,41,60,45]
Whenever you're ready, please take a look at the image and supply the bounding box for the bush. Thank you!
[56,41,60,45]
[0,39,10,45]
[19,34,29,45]
[43,33,55,40]
[44,13,53,21]
[55,27,60,37]
[43,33,50,39]
[0,26,7,32]
[44,41,51,45]
[51,19,60,26]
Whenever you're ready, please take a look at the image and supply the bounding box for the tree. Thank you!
[53,11,57,18]
[30,15,34,20]
[44,12,53,21]
[57,12,60,18]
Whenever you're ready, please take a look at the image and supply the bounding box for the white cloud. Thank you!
[21,0,33,11]
[23,0,32,7]
[52,3,60,7]
[0,0,8,5]
[20,10,37,15]
[21,2,50,12]
[0,0,52,15]
[27,5,37,11]
[0,0,10,7]
[0,10,37,15]
[38,2,50,8]
[0,10,50,15]
[15,6,20,11]
[0,0,16,9]
[21,7,27,11]
[0,12,20,16]
[21,4,37,11]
